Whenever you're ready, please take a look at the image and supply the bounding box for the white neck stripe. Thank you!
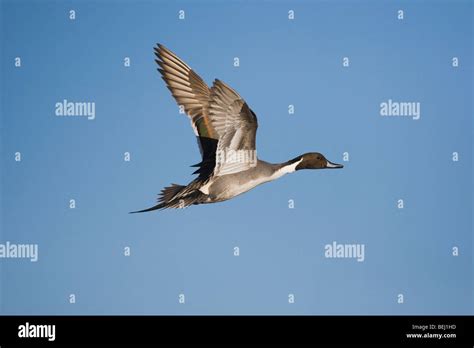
[279,158,303,175]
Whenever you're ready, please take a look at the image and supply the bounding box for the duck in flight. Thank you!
[131,44,343,213]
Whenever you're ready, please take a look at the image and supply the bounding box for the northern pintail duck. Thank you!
[131,44,343,213]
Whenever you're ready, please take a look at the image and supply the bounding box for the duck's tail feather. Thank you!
[129,201,169,214]
[129,184,207,213]
[159,183,186,202]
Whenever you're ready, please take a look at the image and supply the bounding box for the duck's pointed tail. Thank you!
[129,202,168,214]
[129,184,207,213]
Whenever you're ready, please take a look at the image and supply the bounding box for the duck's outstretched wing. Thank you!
[154,44,258,179]
[154,44,219,180]
[208,79,259,177]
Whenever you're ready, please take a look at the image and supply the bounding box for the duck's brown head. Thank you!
[295,152,344,170]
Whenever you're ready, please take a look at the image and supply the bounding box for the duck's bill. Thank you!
[326,161,344,169]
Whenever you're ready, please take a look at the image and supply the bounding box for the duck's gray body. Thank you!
[131,44,342,213]
[201,160,290,202]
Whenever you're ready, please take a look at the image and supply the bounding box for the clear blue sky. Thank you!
[0,0,472,314]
